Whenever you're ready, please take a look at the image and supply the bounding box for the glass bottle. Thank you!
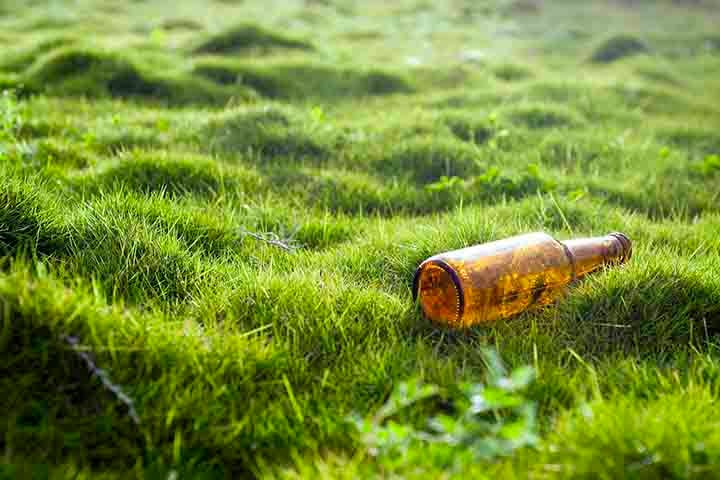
[412,232,632,328]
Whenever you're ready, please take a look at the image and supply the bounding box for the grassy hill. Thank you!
[2,0,720,477]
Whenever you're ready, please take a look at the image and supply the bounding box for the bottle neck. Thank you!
[561,232,632,279]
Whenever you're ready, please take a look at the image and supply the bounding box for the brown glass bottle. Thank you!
[412,232,632,328]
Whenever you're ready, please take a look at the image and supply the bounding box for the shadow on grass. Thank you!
[589,34,649,63]
[191,23,312,55]
[554,267,720,356]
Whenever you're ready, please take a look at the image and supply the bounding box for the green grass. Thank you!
[1,0,720,478]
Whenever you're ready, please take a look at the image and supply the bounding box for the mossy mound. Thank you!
[634,64,682,86]
[193,60,413,100]
[521,81,593,103]
[0,73,24,93]
[192,24,312,55]
[264,166,429,215]
[661,127,720,157]
[192,61,244,85]
[372,138,480,184]
[492,63,534,82]
[202,107,329,159]
[590,35,649,63]
[0,178,64,256]
[556,259,720,354]
[442,113,495,144]
[78,153,236,198]
[0,35,79,72]
[501,104,583,129]
[88,128,165,155]
[610,83,699,115]
[63,210,213,302]
[702,34,720,52]
[660,33,720,58]
[24,47,249,106]
[158,18,204,31]
[14,139,91,169]
[537,133,612,170]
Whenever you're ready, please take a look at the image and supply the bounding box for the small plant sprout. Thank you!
[425,175,464,192]
[351,349,538,471]
[700,154,720,175]
[1,90,23,143]
[310,105,325,124]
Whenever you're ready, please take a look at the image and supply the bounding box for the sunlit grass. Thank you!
[1,0,720,478]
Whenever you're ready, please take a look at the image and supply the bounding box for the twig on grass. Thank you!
[61,334,141,425]
[239,229,297,252]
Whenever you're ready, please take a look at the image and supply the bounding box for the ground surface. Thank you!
[1,0,720,478]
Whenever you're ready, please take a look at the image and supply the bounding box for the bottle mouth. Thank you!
[412,260,464,326]
[608,232,632,263]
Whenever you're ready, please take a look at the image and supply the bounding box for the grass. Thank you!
[1,0,720,478]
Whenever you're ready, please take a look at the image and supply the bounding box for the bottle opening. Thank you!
[413,261,463,326]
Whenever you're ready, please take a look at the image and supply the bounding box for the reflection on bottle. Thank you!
[413,232,632,328]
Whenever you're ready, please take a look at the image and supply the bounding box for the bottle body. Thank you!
[413,232,631,328]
